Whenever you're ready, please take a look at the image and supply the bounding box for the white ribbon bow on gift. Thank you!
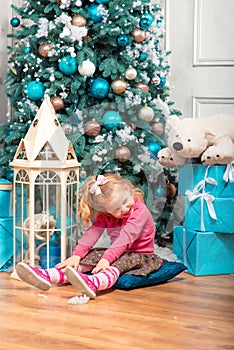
[185,166,218,231]
[223,161,234,183]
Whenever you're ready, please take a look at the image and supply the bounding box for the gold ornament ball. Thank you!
[138,106,154,121]
[38,43,52,57]
[151,121,164,136]
[50,96,64,111]
[111,79,128,95]
[125,67,137,80]
[115,146,131,163]
[84,120,101,137]
[71,14,87,27]
[131,28,146,43]
[135,82,149,93]
[166,183,177,198]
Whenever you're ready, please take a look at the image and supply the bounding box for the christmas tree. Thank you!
[1,0,181,246]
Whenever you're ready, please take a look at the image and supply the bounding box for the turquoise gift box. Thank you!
[0,178,13,217]
[0,217,13,271]
[185,197,234,233]
[178,164,234,198]
[173,226,234,276]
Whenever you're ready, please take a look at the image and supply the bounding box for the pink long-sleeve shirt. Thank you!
[73,197,156,264]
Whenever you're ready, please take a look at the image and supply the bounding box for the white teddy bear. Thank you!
[157,114,234,167]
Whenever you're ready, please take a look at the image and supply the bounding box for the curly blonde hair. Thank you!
[79,173,144,225]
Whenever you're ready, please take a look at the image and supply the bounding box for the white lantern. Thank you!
[10,95,80,270]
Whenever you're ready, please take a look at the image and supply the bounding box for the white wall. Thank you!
[165,0,234,118]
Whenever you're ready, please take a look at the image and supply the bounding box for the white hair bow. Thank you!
[88,175,109,195]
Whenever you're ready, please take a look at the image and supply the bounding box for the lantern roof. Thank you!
[11,94,79,169]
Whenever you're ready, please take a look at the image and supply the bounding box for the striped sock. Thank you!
[90,267,120,291]
[47,267,68,284]
[45,263,94,285]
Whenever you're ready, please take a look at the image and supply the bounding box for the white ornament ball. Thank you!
[138,106,154,121]
[152,75,161,85]
[78,59,96,76]
[125,67,137,80]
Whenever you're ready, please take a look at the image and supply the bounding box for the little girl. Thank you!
[16,173,162,299]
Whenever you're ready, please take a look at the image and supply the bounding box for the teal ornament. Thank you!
[148,142,161,157]
[26,81,45,100]
[6,172,14,183]
[86,4,103,23]
[117,34,129,47]
[95,0,110,3]
[24,47,31,54]
[87,76,95,87]
[155,186,165,197]
[26,120,32,129]
[154,39,159,49]
[7,129,13,136]
[103,111,122,130]
[156,19,163,27]
[139,13,154,30]
[90,78,110,99]
[139,52,148,62]
[59,56,78,75]
[72,112,79,126]
[10,17,20,27]
[157,77,166,88]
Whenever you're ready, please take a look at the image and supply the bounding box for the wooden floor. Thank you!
[0,271,233,350]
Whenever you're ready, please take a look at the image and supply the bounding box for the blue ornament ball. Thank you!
[7,129,13,136]
[26,120,32,129]
[90,78,110,99]
[157,77,166,88]
[103,111,122,130]
[24,47,31,54]
[10,17,20,27]
[86,4,103,23]
[139,13,154,30]
[139,52,148,62]
[59,55,78,75]
[26,81,45,100]
[154,39,159,50]
[148,142,161,157]
[155,186,165,197]
[156,19,163,28]
[117,34,129,47]
[95,0,110,3]
[87,76,95,87]
[6,172,14,183]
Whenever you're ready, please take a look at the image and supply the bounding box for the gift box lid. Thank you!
[178,164,234,198]
[0,178,13,191]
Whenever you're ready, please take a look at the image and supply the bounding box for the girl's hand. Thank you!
[92,258,110,274]
[56,255,81,270]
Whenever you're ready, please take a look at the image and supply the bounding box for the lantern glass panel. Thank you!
[14,170,29,264]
